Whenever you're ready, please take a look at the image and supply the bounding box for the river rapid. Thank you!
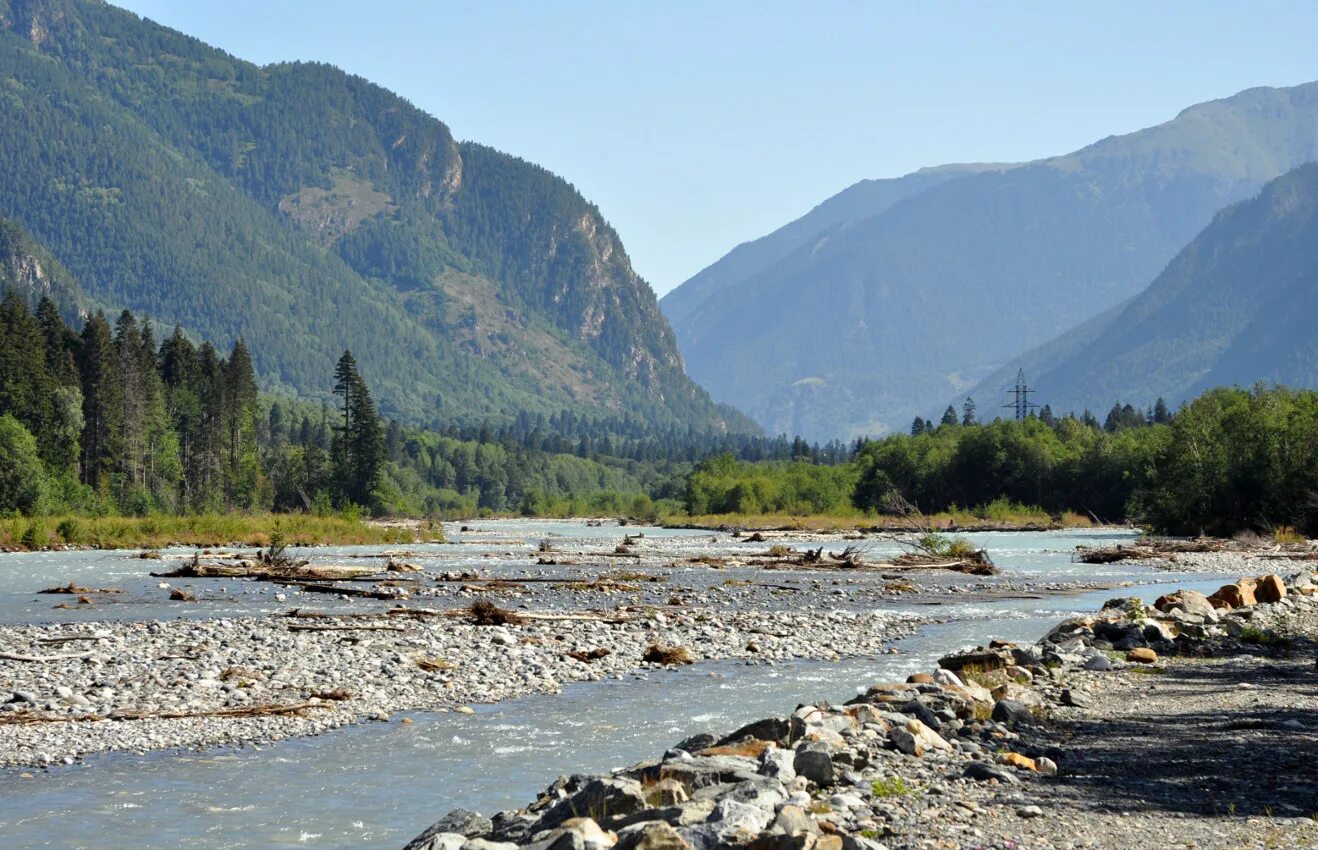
[0,521,1233,849]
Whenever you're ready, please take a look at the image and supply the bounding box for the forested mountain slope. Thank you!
[662,82,1318,440]
[969,164,1318,415]
[0,0,752,435]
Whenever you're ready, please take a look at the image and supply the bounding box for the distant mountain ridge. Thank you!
[661,82,1318,440]
[0,0,754,435]
[968,163,1318,415]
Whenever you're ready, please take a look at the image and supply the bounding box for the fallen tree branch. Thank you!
[0,650,93,662]
[286,624,406,633]
[0,701,329,726]
[36,633,110,644]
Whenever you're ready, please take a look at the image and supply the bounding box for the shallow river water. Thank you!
[0,522,1231,849]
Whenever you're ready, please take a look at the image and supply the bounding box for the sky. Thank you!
[116,1,1318,296]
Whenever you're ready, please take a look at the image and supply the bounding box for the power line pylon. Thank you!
[1002,369,1039,420]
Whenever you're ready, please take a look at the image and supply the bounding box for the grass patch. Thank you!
[1272,525,1306,545]
[1239,626,1292,647]
[0,513,431,551]
[871,776,917,797]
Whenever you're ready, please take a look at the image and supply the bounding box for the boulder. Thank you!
[997,751,1037,771]
[433,810,495,838]
[1153,590,1217,619]
[1208,583,1253,609]
[705,799,774,842]
[991,699,1033,726]
[403,831,468,850]
[716,717,799,747]
[673,734,717,753]
[715,776,787,811]
[748,835,817,850]
[938,648,1011,673]
[888,718,951,756]
[615,822,692,850]
[561,818,618,850]
[645,779,689,807]
[1125,647,1157,664]
[1082,654,1112,671]
[1143,620,1176,642]
[792,745,835,786]
[758,748,796,783]
[463,841,520,850]
[1256,574,1287,604]
[537,778,648,830]
[769,804,819,837]
[699,740,775,759]
[963,761,1020,784]
[406,810,495,850]
[635,755,761,791]
[525,830,585,850]
[898,699,941,730]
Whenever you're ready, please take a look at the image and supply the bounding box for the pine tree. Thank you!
[160,326,200,507]
[224,339,261,507]
[332,350,383,507]
[1039,404,1055,427]
[961,397,977,426]
[940,406,958,427]
[78,312,124,491]
[1153,397,1171,424]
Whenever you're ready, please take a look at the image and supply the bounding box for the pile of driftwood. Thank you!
[152,545,413,600]
[887,549,997,576]
[1075,537,1236,564]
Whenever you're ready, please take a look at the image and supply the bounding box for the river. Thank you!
[0,521,1230,849]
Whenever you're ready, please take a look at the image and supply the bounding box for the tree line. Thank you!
[687,385,1318,537]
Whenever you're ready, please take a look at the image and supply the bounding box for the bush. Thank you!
[0,414,47,515]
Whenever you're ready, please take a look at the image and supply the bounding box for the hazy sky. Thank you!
[117,1,1318,295]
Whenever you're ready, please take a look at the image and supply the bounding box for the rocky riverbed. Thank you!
[0,606,922,768]
[398,568,1318,850]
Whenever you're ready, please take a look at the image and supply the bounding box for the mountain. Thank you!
[660,163,1015,333]
[0,0,753,436]
[968,163,1318,415]
[661,82,1318,440]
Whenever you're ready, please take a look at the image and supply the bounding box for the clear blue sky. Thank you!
[117,1,1318,295]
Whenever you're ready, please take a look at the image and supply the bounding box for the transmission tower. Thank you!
[1002,369,1039,420]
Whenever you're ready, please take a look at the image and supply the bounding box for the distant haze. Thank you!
[113,0,1318,294]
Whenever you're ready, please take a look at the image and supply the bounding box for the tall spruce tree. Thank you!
[78,311,123,491]
[332,350,384,507]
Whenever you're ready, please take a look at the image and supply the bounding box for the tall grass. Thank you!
[0,513,432,551]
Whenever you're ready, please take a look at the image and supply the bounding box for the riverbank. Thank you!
[398,568,1318,850]
[663,510,1096,533]
[0,513,440,552]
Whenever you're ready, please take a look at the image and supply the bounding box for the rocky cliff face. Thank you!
[0,216,81,316]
